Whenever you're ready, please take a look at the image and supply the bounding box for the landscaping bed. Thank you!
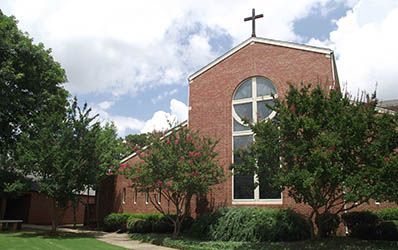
[130,233,398,250]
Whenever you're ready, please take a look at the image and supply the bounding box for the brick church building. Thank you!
[97,35,396,221]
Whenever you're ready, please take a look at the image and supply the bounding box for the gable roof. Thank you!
[188,36,333,82]
[120,120,188,164]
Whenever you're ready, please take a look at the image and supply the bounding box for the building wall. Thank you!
[99,41,396,224]
[27,192,94,225]
[188,42,335,214]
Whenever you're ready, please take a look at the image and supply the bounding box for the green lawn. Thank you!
[0,231,124,250]
[131,233,398,250]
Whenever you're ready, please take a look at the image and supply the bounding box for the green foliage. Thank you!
[377,221,398,241]
[234,85,398,238]
[315,212,340,238]
[124,133,151,149]
[130,233,398,250]
[376,208,398,221]
[0,11,67,199]
[123,125,225,236]
[104,212,164,232]
[273,209,311,241]
[342,211,398,240]
[103,213,133,232]
[206,207,310,242]
[189,209,226,239]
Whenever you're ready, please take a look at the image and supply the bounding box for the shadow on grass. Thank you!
[130,233,398,250]
[4,229,103,240]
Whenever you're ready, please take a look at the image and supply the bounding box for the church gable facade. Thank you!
[188,37,337,211]
[98,36,394,220]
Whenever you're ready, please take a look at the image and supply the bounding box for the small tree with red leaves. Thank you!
[122,126,224,237]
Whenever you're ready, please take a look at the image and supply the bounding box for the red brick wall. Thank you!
[99,41,396,226]
[27,192,94,225]
[188,42,335,213]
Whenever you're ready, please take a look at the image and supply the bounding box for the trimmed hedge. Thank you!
[376,208,398,221]
[126,214,194,234]
[190,207,310,242]
[103,213,163,232]
[342,211,398,241]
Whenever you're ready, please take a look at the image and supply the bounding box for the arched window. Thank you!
[232,76,281,202]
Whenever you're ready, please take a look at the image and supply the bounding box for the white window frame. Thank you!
[232,76,282,204]
[122,187,126,205]
[145,191,149,205]
[133,188,137,205]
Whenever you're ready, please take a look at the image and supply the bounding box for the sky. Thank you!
[2,0,398,136]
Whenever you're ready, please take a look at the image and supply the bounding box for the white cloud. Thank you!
[98,100,114,110]
[91,102,145,136]
[141,99,188,133]
[2,0,336,97]
[313,0,398,100]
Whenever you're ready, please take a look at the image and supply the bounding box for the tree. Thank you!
[16,97,99,232]
[123,126,225,237]
[91,122,127,226]
[124,133,151,149]
[234,85,398,239]
[0,11,67,218]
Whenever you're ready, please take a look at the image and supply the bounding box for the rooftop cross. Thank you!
[244,8,263,37]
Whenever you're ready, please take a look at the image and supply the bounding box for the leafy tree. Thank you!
[91,122,127,226]
[124,133,151,149]
[123,126,225,237]
[16,97,99,232]
[234,85,398,239]
[0,11,67,217]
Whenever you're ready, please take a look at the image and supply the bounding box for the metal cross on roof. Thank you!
[244,8,263,37]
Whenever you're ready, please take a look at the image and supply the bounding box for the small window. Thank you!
[133,188,137,204]
[157,189,161,204]
[122,188,126,204]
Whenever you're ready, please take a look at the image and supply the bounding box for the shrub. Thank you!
[204,207,310,242]
[273,209,311,241]
[103,213,132,232]
[152,217,173,233]
[104,213,163,232]
[189,208,227,239]
[342,211,380,240]
[376,221,398,241]
[130,219,153,233]
[315,212,340,238]
[376,208,398,221]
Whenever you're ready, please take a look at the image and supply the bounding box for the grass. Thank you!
[0,230,124,250]
[130,233,398,250]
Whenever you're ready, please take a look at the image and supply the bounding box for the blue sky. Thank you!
[2,0,398,136]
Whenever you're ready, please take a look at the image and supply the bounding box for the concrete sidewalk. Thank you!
[23,224,176,250]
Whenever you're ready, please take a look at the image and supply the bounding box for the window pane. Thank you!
[233,118,250,132]
[234,175,254,199]
[259,174,281,199]
[234,103,253,122]
[257,77,276,96]
[234,79,252,100]
[233,135,253,151]
[257,100,274,120]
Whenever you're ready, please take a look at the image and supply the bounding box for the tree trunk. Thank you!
[0,197,7,220]
[172,218,181,238]
[308,210,318,240]
[95,185,101,228]
[51,200,59,233]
